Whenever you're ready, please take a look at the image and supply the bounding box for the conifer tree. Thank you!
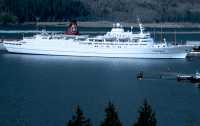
[134,99,157,126]
[68,105,91,126]
[101,101,122,126]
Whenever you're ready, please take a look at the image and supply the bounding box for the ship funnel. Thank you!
[65,20,80,35]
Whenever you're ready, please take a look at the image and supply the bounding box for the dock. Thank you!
[186,41,200,57]
[176,72,200,83]
[136,71,200,84]
[187,51,200,57]
[176,75,193,81]
[186,41,200,46]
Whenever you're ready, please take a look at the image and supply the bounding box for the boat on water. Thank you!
[3,21,193,58]
[177,71,200,83]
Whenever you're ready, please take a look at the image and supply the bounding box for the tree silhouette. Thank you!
[101,101,122,126]
[68,105,91,126]
[134,99,157,126]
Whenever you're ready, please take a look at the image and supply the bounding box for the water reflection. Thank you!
[0,50,200,126]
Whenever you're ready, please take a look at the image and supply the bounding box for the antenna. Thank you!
[137,16,141,24]
[164,38,167,46]
[137,18,144,34]
[161,24,163,43]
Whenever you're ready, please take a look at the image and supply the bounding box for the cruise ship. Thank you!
[3,21,192,58]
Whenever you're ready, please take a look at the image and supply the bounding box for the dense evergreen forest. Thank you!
[0,0,90,24]
[1,0,200,24]
[82,0,200,23]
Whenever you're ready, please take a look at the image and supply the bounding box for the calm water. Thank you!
[0,27,200,126]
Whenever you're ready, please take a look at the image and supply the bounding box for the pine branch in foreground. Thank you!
[134,99,157,126]
[68,105,91,126]
[101,101,122,126]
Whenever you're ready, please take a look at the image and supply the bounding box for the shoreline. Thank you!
[2,21,200,28]
[31,21,200,28]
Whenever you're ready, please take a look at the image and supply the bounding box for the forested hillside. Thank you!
[1,0,200,24]
[82,0,200,22]
[0,0,90,24]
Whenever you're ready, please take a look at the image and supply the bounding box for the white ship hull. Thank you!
[3,40,189,59]
[3,21,192,59]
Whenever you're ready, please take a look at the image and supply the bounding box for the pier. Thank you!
[136,71,200,84]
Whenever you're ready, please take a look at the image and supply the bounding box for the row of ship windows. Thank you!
[5,43,22,45]
[91,45,148,48]
[89,45,165,48]
[88,39,149,42]
[82,43,148,46]
[41,37,150,43]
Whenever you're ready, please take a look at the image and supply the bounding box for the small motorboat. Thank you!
[137,72,144,80]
